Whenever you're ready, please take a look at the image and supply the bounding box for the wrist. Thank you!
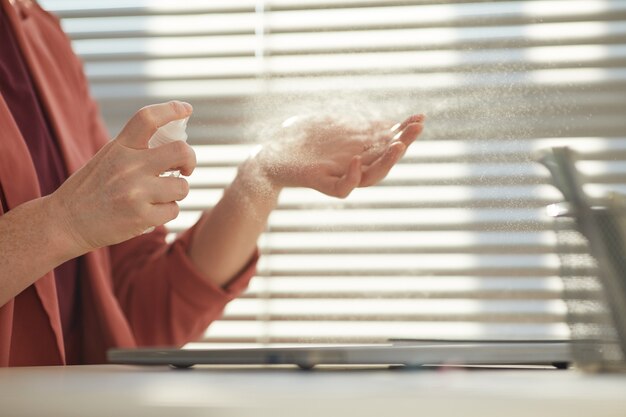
[42,193,92,259]
[239,154,284,198]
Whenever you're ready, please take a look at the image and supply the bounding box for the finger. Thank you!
[360,122,421,166]
[332,156,362,198]
[147,202,180,227]
[390,114,425,133]
[117,101,193,149]
[360,119,423,165]
[147,176,190,203]
[147,140,197,176]
[393,122,424,148]
[360,142,405,187]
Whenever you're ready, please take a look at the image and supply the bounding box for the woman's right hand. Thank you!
[48,101,196,253]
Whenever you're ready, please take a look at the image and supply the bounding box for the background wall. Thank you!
[41,0,626,346]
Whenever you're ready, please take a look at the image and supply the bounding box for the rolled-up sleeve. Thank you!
[109,224,258,346]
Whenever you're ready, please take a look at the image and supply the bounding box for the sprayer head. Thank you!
[149,117,189,148]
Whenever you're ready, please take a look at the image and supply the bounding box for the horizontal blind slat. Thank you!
[168,138,626,167]
[201,321,570,343]
[243,276,565,299]
[71,23,626,62]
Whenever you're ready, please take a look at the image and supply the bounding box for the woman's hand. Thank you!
[48,101,196,253]
[254,113,424,197]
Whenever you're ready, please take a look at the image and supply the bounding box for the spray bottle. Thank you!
[148,116,190,177]
[144,116,189,233]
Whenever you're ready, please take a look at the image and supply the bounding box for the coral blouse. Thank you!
[0,0,256,366]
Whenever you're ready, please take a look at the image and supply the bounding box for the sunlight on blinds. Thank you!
[40,0,626,346]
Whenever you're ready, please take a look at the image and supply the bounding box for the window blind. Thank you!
[41,0,626,346]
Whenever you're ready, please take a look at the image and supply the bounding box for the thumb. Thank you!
[116,101,193,149]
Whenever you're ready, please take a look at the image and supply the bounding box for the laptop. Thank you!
[108,339,571,369]
[109,147,597,370]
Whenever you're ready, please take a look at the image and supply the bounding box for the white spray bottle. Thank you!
[148,116,190,177]
[143,116,189,233]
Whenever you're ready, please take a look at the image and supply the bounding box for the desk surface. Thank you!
[1,365,625,417]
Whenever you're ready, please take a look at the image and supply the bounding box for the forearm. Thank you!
[0,196,83,307]
[187,157,281,286]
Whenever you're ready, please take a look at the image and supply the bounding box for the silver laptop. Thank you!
[108,339,571,369]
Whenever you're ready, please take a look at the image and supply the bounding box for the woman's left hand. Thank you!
[254,113,424,198]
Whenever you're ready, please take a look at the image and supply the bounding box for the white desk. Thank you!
[1,365,625,417]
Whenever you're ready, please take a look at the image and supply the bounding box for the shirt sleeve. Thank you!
[108,224,258,346]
